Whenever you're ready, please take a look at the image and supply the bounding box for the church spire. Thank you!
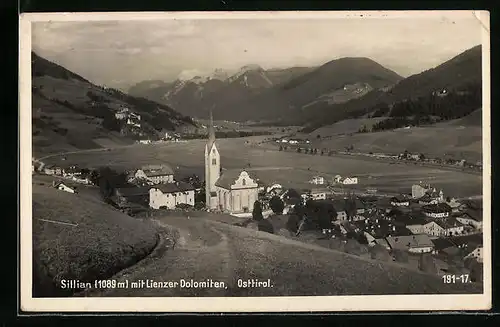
[207,106,216,149]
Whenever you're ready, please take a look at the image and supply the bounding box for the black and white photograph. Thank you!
[19,11,491,312]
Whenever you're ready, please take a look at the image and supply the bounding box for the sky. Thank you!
[31,12,483,91]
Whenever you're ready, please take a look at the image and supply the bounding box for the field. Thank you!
[42,135,482,198]
[32,183,159,297]
[304,112,483,163]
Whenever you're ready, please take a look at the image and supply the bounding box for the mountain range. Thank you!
[129,45,482,127]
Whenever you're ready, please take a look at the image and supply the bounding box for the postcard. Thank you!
[19,10,491,312]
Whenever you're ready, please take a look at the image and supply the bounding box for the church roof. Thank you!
[215,169,259,189]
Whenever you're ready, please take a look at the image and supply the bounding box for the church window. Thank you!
[212,158,216,165]
[242,178,246,186]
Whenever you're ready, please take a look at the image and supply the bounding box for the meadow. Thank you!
[32,183,159,297]
[42,135,483,198]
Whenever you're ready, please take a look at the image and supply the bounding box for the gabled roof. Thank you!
[422,203,452,213]
[431,238,457,251]
[151,181,195,193]
[215,169,259,189]
[461,208,483,222]
[386,234,434,250]
[434,218,463,229]
[115,186,151,197]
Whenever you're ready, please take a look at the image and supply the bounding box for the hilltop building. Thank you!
[204,110,259,214]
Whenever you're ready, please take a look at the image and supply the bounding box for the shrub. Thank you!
[252,201,264,221]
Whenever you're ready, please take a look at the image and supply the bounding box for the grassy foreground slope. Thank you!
[32,184,159,297]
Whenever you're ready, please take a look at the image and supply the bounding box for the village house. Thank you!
[43,165,62,176]
[431,238,460,256]
[310,187,328,200]
[330,199,348,221]
[333,175,343,184]
[310,176,325,185]
[149,181,196,209]
[464,245,483,263]
[134,164,175,185]
[422,203,452,219]
[53,181,77,194]
[266,183,283,195]
[342,177,358,185]
[456,209,483,230]
[390,195,410,207]
[385,234,434,254]
[114,107,129,120]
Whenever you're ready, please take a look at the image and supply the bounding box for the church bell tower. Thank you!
[204,108,220,210]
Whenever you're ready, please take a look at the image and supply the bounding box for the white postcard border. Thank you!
[19,10,492,312]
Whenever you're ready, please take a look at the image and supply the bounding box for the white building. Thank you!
[456,211,483,230]
[342,177,358,185]
[149,182,195,209]
[310,188,328,200]
[134,165,174,184]
[54,182,77,194]
[464,245,483,263]
[204,111,259,214]
[422,203,452,219]
[390,196,410,207]
[310,176,325,185]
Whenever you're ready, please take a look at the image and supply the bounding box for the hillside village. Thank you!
[33,118,484,283]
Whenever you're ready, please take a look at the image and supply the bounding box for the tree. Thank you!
[252,201,264,221]
[287,188,301,200]
[418,253,437,274]
[297,147,302,153]
[269,196,285,215]
[279,146,283,151]
[316,134,321,139]
[419,153,425,161]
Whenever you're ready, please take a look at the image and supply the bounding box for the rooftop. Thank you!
[215,169,259,189]
[140,164,174,177]
[151,181,195,193]
[422,203,452,213]
[386,234,434,250]
[115,186,151,197]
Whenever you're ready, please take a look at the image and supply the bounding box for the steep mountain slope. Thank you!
[31,52,197,156]
[303,45,482,130]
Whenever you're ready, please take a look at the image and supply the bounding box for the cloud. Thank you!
[31,13,483,89]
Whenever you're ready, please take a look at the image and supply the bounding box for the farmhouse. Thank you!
[310,176,325,185]
[53,182,77,194]
[266,183,283,195]
[329,199,348,221]
[43,165,62,176]
[310,187,328,200]
[333,175,342,183]
[435,218,465,236]
[422,203,451,218]
[456,210,483,230]
[149,181,196,209]
[134,164,175,184]
[464,245,483,263]
[385,234,434,254]
[390,195,410,207]
[342,177,358,185]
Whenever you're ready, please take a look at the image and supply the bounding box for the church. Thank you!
[204,111,259,214]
